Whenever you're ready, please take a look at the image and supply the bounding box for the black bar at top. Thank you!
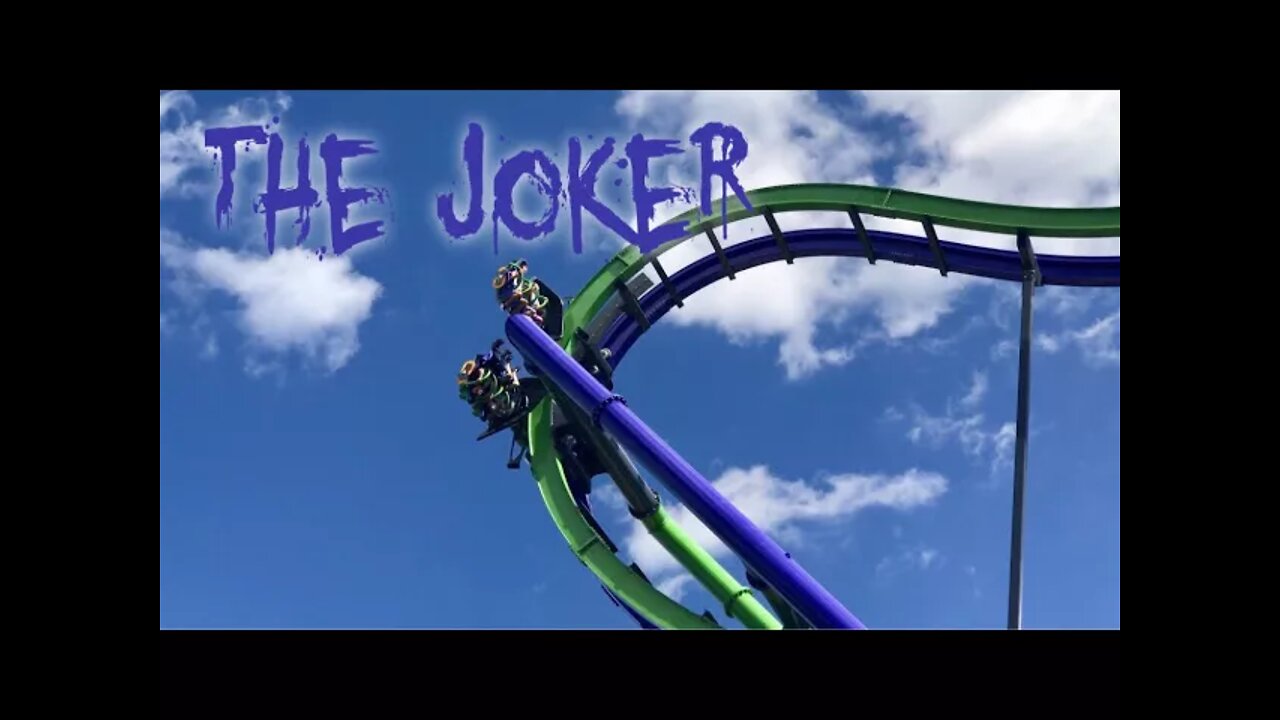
[650,259,684,308]
[764,209,794,264]
[613,277,651,332]
[1017,230,1042,286]
[847,207,876,264]
[704,228,736,280]
[922,217,948,276]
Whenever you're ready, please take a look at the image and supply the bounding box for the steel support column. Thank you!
[1009,231,1040,630]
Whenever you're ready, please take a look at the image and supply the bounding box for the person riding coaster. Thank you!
[457,262,568,471]
[457,340,522,424]
[456,339,545,468]
[490,258,566,340]
[493,259,550,327]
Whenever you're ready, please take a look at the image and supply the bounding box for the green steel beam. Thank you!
[641,509,782,629]
[664,183,1120,242]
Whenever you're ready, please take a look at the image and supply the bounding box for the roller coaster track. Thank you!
[520,183,1120,629]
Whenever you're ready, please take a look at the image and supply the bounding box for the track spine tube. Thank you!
[552,386,660,519]
[507,314,865,630]
[548,385,778,628]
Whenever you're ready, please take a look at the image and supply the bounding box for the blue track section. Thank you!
[602,228,1121,363]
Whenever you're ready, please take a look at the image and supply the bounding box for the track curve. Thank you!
[660,182,1120,242]
[603,227,1120,365]
[523,184,1120,630]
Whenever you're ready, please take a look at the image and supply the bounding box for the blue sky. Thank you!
[159,90,1120,629]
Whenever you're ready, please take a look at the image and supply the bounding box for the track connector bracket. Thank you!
[650,258,684,308]
[1017,230,1043,286]
[613,277,651,332]
[626,487,661,520]
[591,394,627,428]
[765,209,794,264]
[922,216,949,276]
[705,228,736,280]
[847,207,876,264]
[572,327,614,389]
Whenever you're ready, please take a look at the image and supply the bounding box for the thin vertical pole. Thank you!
[1009,232,1038,630]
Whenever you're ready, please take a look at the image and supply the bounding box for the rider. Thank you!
[493,259,549,326]
[457,340,522,425]
[456,339,539,468]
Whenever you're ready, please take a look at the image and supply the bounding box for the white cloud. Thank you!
[862,90,1120,255]
[965,564,982,598]
[244,356,285,380]
[917,315,989,356]
[992,423,1016,474]
[160,90,290,199]
[160,90,195,120]
[1036,311,1121,367]
[990,339,1016,361]
[200,330,220,359]
[987,283,1022,332]
[905,405,1013,478]
[876,545,943,579]
[890,372,1014,477]
[1041,286,1095,318]
[623,464,947,578]
[160,92,387,375]
[592,483,628,515]
[614,91,878,193]
[186,310,220,361]
[642,251,971,380]
[908,411,988,455]
[160,91,211,198]
[160,229,382,373]
[960,371,988,410]
[613,91,1119,378]
[656,573,695,602]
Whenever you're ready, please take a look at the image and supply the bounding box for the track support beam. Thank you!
[613,277,651,332]
[764,209,794,264]
[650,259,684,308]
[1018,229,1043,287]
[1008,230,1038,630]
[847,208,876,264]
[922,217,948,276]
[704,228,736,280]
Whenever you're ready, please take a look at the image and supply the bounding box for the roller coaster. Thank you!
[461,183,1121,630]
